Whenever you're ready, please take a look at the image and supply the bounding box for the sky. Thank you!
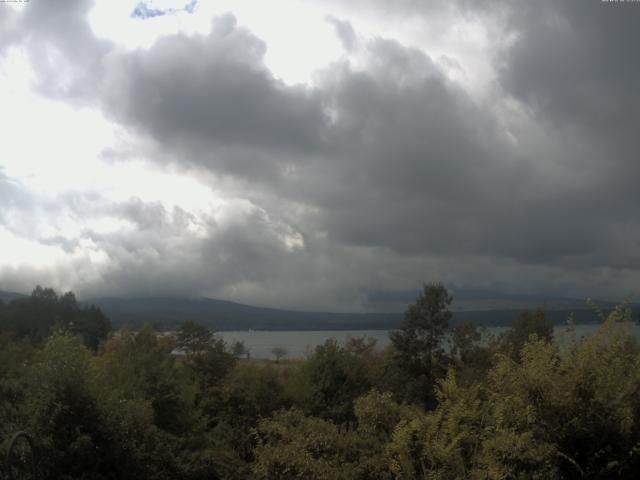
[0,0,639,312]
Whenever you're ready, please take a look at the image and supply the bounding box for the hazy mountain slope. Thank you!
[88,296,625,331]
[88,296,401,330]
[2,287,629,330]
[368,288,616,313]
[0,290,28,302]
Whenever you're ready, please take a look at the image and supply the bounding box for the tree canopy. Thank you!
[389,282,453,407]
[2,285,640,479]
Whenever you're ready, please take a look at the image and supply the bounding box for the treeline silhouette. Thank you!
[1,284,639,479]
[0,286,111,350]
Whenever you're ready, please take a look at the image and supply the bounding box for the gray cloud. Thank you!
[498,1,640,194]
[0,6,17,56]
[486,1,640,265]
[0,170,30,213]
[326,16,357,52]
[16,0,110,101]
[101,14,327,182]
[1,1,640,308]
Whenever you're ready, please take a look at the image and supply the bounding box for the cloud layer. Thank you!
[1,0,639,310]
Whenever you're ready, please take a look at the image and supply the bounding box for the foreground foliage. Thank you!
[1,286,640,479]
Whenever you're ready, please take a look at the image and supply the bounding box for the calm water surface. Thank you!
[220,324,640,359]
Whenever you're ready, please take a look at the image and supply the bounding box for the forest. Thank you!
[1,284,640,479]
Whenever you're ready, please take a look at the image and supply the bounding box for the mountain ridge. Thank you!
[86,295,629,331]
[2,289,633,331]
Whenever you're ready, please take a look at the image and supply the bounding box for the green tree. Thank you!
[389,282,452,407]
[0,287,111,349]
[253,408,394,480]
[450,321,482,363]
[221,362,288,424]
[499,308,553,358]
[0,335,36,442]
[69,304,112,351]
[25,334,108,478]
[176,320,216,353]
[297,338,376,425]
[389,305,640,479]
[271,346,288,363]
[231,340,250,359]
[354,390,417,439]
[175,320,236,435]
[91,326,205,478]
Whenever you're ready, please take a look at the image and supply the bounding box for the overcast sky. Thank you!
[0,0,639,311]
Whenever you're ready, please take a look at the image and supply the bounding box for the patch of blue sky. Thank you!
[184,0,198,14]
[131,3,167,19]
[130,1,198,19]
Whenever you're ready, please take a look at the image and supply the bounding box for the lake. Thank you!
[219,323,640,359]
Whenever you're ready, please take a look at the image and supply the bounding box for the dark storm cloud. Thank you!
[501,0,640,124]
[103,28,508,262]
[67,196,361,309]
[3,0,640,305]
[102,15,327,181]
[485,0,640,266]
[498,1,640,191]
[322,1,640,273]
[302,47,616,267]
[98,4,640,279]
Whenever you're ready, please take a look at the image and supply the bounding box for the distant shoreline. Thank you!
[109,308,632,332]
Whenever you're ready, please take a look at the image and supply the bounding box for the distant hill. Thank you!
[367,287,617,313]
[2,287,632,330]
[88,296,402,331]
[0,290,28,302]
[88,295,631,331]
